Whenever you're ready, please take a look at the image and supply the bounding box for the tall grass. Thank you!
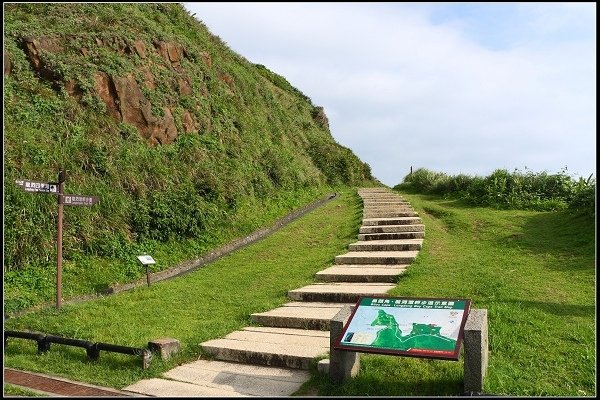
[394,167,595,214]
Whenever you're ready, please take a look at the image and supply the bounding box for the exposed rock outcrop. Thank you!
[18,34,199,145]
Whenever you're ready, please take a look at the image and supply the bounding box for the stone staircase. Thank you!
[124,187,424,396]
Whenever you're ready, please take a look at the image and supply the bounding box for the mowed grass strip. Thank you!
[298,192,595,397]
[3,189,363,389]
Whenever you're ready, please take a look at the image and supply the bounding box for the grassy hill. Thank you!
[3,3,375,312]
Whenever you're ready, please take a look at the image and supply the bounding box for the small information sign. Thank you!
[137,255,156,265]
[15,179,58,194]
[61,194,99,206]
[334,296,471,360]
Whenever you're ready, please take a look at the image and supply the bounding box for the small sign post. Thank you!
[137,255,156,287]
[16,168,99,309]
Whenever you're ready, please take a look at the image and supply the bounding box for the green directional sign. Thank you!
[334,296,471,360]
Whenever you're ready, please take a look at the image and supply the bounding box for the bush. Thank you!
[395,167,595,214]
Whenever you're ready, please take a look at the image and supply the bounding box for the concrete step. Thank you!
[358,231,425,241]
[287,282,395,302]
[315,265,408,283]
[348,239,422,252]
[363,211,419,218]
[363,208,415,214]
[359,224,425,234]
[200,327,329,370]
[363,202,410,206]
[364,202,411,206]
[335,251,418,265]
[359,193,401,197]
[362,217,422,226]
[124,360,311,397]
[251,302,350,330]
[363,207,415,218]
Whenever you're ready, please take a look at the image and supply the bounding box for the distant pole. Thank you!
[410,166,413,176]
[56,168,65,309]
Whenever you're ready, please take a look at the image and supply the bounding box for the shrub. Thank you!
[395,167,595,214]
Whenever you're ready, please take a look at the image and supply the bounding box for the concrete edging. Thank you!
[6,192,338,318]
[106,192,338,294]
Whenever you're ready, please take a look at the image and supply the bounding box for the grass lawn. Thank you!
[3,188,363,389]
[298,191,595,396]
[4,188,595,396]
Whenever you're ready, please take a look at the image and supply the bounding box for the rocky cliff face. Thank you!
[3,3,373,273]
[11,35,203,145]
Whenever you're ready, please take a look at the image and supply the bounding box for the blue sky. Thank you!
[184,2,596,186]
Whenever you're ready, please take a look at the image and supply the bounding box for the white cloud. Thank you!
[185,2,596,185]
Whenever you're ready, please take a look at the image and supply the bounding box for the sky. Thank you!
[183,2,596,187]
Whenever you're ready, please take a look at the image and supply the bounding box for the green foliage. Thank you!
[3,2,375,312]
[395,167,595,214]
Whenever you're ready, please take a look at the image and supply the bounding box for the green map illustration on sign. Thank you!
[336,297,470,360]
[364,309,456,351]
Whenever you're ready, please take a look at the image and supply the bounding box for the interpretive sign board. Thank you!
[334,296,471,360]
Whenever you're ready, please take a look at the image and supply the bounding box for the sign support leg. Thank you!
[56,169,65,309]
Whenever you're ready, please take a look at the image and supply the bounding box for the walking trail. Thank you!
[122,187,425,397]
[4,188,423,397]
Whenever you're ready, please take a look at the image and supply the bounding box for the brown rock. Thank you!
[178,77,192,95]
[112,73,154,137]
[218,72,234,91]
[94,72,121,121]
[133,40,146,58]
[154,40,187,68]
[151,107,178,144]
[22,36,63,71]
[167,43,180,63]
[139,66,155,89]
[81,47,89,56]
[182,110,197,133]
[4,51,11,76]
[199,51,212,68]
[154,40,169,61]
[64,79,83,101]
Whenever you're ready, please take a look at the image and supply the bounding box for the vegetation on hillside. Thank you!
[394,167,595,214]
[3,3,374,312]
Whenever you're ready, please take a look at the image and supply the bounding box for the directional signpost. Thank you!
[15,168,99,309]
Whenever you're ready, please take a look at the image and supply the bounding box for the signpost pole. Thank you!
[146,265,150,287]
[56,168,65,309]
[15,170,97,311]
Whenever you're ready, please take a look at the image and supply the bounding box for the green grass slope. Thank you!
[3,3,375,312]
